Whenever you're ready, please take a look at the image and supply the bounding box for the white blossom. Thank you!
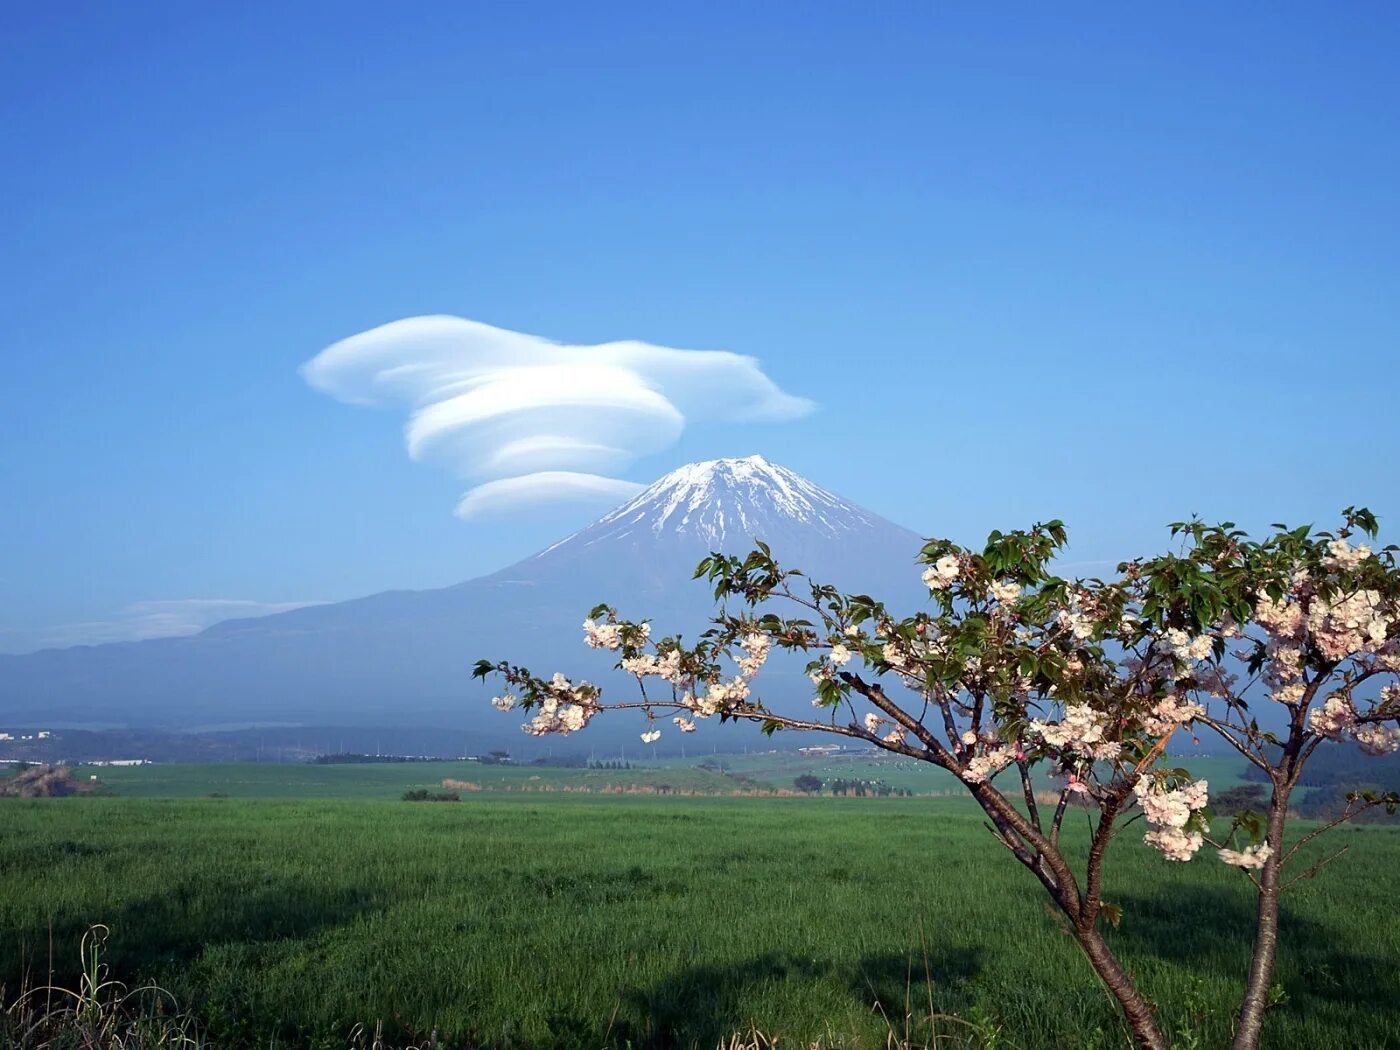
[1141,694,1205,736]
[1354,723,1400,756]
[1309,693,1357,740]
[1135,778,1209,861]
[962,745,1014,785]
[1029,704,1118,759]
[921,554,961,590]
[1323,538,1372,572]
[582,618,624,650]
[1307,589,1391,660]
[1145,827,1205,862]
[737,633,772,678]
[1218,843,1273,870]
[989,580,1022,606]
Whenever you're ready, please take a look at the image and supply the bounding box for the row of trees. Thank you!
[476,510,1400,1049]
[793,773,914,797]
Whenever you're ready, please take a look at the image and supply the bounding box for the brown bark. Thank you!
[1077,926,1170,1050]
[1231,784,1290,1050]
[965,783,1170,1050]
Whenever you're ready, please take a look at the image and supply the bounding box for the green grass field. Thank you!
[70,760,750,799]
[4,761,1399,1049]
[70,751,1254,801]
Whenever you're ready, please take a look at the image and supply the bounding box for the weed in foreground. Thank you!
[2,926,204,1050]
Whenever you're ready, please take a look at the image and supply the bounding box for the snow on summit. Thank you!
[540,455,894,559]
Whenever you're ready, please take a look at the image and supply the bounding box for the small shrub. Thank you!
[401,789,460,802]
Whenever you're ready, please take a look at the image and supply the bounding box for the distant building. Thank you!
[0,733,12,741]
[88,759,150,767]
[798,744,845,755]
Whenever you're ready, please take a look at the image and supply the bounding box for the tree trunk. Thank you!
[1232,785,1290,1050]
[1077,926,1170,1050]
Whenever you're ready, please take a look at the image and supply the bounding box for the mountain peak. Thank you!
[537,455,894,558]
[1,452,927,729]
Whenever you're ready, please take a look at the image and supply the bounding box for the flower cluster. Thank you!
[1055,598,1098,642]
[1141,693,1205,736]
[1308,692,1356,739]
[582,618,625,650]
[1305,691,1400,754]
[921,554,961,591]
[1217,843,1272,870]
[691,676,751,717]
[1354,723,1400,756]
[858,711,907,745]
[1136,778,1209,861]
[1029,704,1120,761]
[988,580,1022,606]
[737,633,772,677]
[1324,537,1372,572]
[621,648,684,683]
[1254,595,1304,641]
[1306,589,1391,660]
[1164,628,1215,664]
[521,674,598,736]
[962,744,1014,784]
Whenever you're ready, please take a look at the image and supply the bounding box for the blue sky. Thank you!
[3,3,1398,652]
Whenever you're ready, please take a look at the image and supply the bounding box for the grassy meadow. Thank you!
[67,751,1255,800]
[4,759,1399,1049]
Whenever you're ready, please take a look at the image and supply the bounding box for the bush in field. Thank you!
[401,789,459,802]
[1212,784,1270,817]
[793,774,822,794]
[477,509,1400,1050]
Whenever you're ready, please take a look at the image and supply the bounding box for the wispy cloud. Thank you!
[0,599,323,655]
[455,472,645,520]
[301,316,815,518]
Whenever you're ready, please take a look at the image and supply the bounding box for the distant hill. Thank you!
[0,457,929,746]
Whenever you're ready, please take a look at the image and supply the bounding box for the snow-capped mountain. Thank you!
[498,456,922,596]
[554,455,890,550]
[0,457,928,735]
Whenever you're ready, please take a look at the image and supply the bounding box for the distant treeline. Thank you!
[1243,743,1400,824]
[314,753,454,765]
[826,779,913,798]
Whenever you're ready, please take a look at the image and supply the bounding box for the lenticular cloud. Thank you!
[301,316,814,518]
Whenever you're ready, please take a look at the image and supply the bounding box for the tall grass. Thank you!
[3,794,1397,1048]
[1,925,204,1049]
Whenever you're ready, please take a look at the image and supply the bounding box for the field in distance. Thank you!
[70,750,1256,800]
[3,754,1397,1049]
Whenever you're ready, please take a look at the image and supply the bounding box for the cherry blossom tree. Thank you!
[474,510,1400,1050]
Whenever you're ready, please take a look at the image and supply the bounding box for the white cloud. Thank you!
[0,599,324,654]
[455,472,645,520]
[301,316,815,516]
